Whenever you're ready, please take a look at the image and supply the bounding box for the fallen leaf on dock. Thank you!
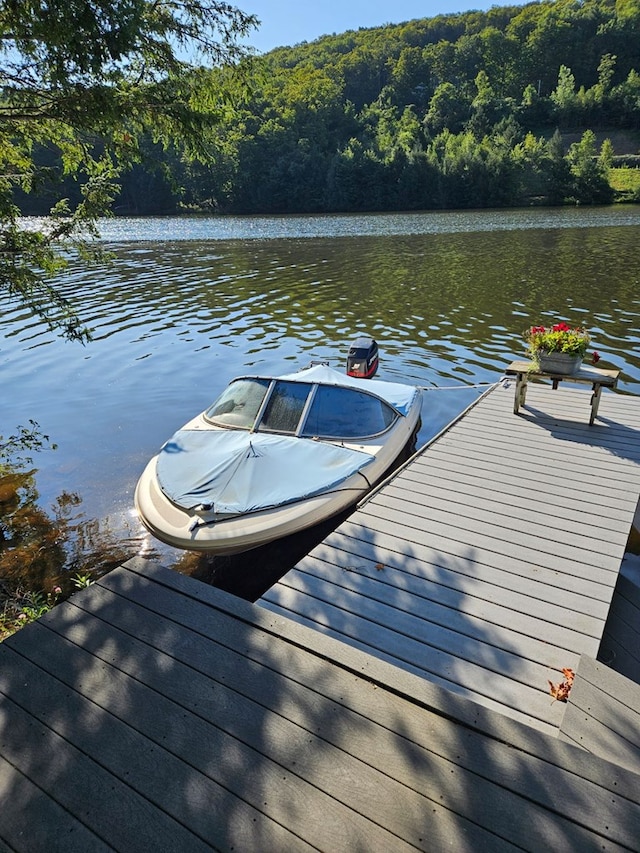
[549,667,575,703]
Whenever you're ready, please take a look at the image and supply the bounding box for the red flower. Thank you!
[592,351,601,364]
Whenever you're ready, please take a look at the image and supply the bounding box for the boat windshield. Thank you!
[205,378,270,428]
[301,385,397,438]
[260,381,311,433]
[205,377,400,438]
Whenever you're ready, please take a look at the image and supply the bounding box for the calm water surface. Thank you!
[3,206,640,591]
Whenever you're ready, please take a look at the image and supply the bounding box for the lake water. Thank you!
[4,205,640,595]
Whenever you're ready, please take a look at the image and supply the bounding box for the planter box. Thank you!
[536,352,583,375]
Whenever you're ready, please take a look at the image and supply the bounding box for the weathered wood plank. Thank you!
[285,552,602,653]
[261,580,570,732]
[260,382,640,734]
[0,755,112,853]
[605,589,640,648]
[600,574,640,684]
[3,559,640,852]
[2,618,409,853]
[454,375,621,413]
[449,394,637,436]
[559,656,640,776]
[441,425,640,477]
[409,444,637,513]
[71,564,640,849]
[616,572,640,611]
[89,564,560,719]
[126,559,640,802]
[351,505,619,589]
[454,397,640,455]
[33,596,518,852]
[427,428,640,489]
[505,361,619,384]
[375,480,622,560]
[260,596,562,733]
[462,387,640,455]
[265,560,573,691]
[394,465,632,535]
[311,528,612,620]
[405,451,633,516]
[122,558,581,749]
[0,676,211,853]
[70,565,546,743]
[403,434,632,496]
[600,629,640,686]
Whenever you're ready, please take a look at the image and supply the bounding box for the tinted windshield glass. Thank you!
[205,378,270,428]
[259,381,311,433]
[301,385,397,438]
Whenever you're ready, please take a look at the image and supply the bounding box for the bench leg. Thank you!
[514,373,528,414]
[590,383,603,425]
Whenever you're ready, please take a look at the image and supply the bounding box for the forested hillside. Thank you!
[24,0,640,214]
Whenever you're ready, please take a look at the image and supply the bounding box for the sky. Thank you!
[240,1,523,53]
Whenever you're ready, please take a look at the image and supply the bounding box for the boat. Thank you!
[134,358,422,555]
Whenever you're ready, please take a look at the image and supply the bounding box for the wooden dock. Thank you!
[1,557,640,851]
[2,377,640,850]
[260,380,640,734]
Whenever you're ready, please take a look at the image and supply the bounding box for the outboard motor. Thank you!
[346,337,379,379]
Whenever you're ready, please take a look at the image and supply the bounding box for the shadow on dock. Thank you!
[1,558,638,850]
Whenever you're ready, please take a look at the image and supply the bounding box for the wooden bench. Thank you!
[505,360,620,425]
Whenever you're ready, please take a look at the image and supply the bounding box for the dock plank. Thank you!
[260,381,640,730]
[90,564,560,732]
[405,452,633,516]
[600,573,640,684]
[3,559,639,852]
[311,526,612,618]
[343,510,615,597]
[0,682,211,853]
[392,466,632,536]
[3,627,413,853]
[282,553,602,653]
[0,755,111,853]
[559,655,640,776]
[370,484,622,562]
[424,437,639,498]
[261,580,568,732]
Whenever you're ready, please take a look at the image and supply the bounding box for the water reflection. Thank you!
[22,205,640,241]
[0,462,135,636]
[3,210,640,596]
[8,228,640,380]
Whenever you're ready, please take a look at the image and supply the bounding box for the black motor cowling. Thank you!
[346,337,379,378]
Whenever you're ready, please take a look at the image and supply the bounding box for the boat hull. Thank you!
[134,395,421,555]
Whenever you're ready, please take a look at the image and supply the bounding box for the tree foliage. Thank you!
[0,0,257,339]
[183,0,633,215]
[8,0,640,263]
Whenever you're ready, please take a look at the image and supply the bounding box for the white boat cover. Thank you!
[156,429,374,515]
[278,364,418,417]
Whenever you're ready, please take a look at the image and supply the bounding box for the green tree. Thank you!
[543,129,573,204]
[551,64,577,112]
[0,0,256,341]
[467,70,513,137]
[425,82,469,134]
[566,130,615,203]
[610,68,640,124]
[511,130,549,202]
[388,46,432,108]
